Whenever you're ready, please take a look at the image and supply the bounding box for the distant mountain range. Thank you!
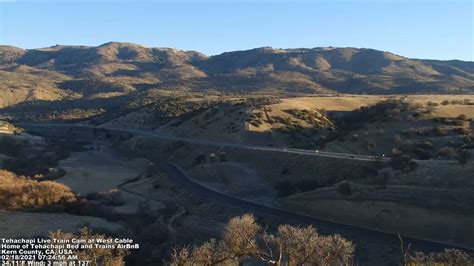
[0,42,473,108]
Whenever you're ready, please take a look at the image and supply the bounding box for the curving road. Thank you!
[15,122,474,262]
[162,163,472,251]
[18,122,391,162]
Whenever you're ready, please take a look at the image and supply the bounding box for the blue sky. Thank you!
[0,0,472,60]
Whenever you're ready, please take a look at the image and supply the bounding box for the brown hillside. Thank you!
[0,42,472,118]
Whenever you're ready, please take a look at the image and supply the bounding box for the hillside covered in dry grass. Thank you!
[0,42,472,120]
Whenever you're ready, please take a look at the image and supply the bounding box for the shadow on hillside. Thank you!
[0,94,136,124]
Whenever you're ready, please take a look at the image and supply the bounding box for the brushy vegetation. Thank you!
[50,227,129,266]
[1,137,84,177]
[440,99,474,106]
[38,108,106,121]
[246,111,265,127]
[169,213,354,265]
[403,247,473,266]
[0,170,76,209]
[169,214,472,265]
[284,108,334,129]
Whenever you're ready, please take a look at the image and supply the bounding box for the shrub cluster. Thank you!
[0,170,75,210]
[432,116,467,126]
[50,227,129,266]
[284,109,334,128]
[169,213,354,265]
[404,248,473,265]
[440,99,473,106]
[246,112,265,127]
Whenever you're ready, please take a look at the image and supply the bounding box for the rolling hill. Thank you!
[0,42,472,120]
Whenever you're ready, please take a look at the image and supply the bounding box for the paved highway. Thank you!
[17,122,473,255]
[19,122,391,162]
[162,163,472,251]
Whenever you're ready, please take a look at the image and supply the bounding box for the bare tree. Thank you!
[50,227,129,266]
[169,213,354,266]
[223,213,262,261]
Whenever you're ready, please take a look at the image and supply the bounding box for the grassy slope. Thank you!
[0,43,473,114]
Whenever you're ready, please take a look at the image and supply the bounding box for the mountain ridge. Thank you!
[6,42,473,62]
[0,42,473,110]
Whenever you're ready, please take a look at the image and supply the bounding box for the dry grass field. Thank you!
[1,93,473,264]
[57,145,140,194]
